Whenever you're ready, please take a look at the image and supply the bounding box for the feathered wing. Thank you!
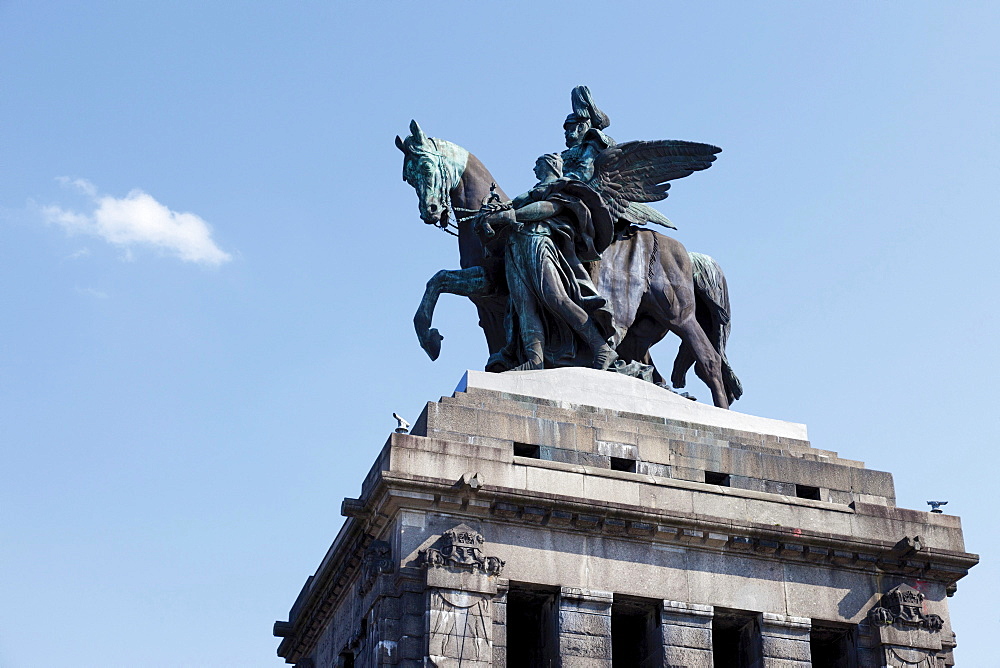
[590,139,721,223]
[621,202,676,229]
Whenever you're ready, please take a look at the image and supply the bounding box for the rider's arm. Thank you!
[514,200,561,221]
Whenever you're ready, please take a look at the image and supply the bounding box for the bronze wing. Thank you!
[590,139,721,226]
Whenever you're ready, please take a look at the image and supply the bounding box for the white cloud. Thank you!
[56,176,97,197]
[43,179,231,266]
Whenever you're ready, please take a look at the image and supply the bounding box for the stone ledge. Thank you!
[510,454,858,513]
[457,368,808,441]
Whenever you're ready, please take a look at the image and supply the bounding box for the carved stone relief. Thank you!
[868,584,944,633]
[357,539,394,596]
[420,525,504,576]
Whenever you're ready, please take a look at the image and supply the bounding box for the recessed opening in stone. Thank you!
[513,442,541,459]
[810,621,858,668]
[506,584,558,666]
[705,471,731,486]
[609,457,637,472]
[796,484,822,500]
[712,608,763,668]
[339,651,355,668]
[612,596,660,667]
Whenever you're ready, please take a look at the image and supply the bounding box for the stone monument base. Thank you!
[275,368,976,667]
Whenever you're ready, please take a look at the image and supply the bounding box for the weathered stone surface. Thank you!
[275,371,976,668]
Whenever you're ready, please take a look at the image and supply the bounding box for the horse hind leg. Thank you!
[674,315,729,409]
[671,341,696,389]
[617,315,670,385]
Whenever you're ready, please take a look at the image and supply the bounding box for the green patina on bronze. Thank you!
[398,86,741,409]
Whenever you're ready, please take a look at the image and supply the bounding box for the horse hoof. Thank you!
[420,329,444,360]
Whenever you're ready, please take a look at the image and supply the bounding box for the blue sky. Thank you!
[1,2,997,666]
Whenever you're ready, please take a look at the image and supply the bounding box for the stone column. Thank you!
[659,600,714,668]
[557,587,613,668]
[760,613,811,668]
[420,524,505,668]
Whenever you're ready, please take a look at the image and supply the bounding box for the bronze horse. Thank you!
[396,121,741,408]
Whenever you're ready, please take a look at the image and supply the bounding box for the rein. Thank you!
[434,208,478,238]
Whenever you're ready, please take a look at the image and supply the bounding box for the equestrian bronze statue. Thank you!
[396,87,741,409]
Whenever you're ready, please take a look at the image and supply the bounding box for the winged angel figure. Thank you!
[476,138,721,374]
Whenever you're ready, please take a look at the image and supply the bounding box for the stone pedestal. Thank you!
[274,368,977,667]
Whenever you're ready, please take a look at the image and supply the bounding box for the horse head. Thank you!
[396,120,469,227]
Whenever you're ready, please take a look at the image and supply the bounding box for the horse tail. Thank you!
[688,252,743,402]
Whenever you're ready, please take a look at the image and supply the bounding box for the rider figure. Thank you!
[483,153,617,372]
[560,85,616,181]
[478,87,621,372]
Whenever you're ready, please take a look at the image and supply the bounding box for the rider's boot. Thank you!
[577,320,618,371]
[512,341,544,371]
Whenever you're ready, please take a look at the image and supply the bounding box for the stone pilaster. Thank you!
[659,600,714,668]
[760,613,811,668]
[866,583,951,668]
[490,580,508,668]
[557,587,613,668]
[420,524,504,668]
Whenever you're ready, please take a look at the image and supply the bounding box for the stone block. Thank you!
[691,489,749,519]
[467,435,512,450]
[760,660,810,668]
[829,489,853,505]
[426,570,498,595]
[581,474,642,506]
[763,480,797,497]
[635,461,670,478]
[661,645,714,667]
[634,434,671,465]
[398,634,422,660]
[876,625,944,651]
[558,657,612,668]
[397,660,422,668]
[524,465,586,498]
[759,456,852,492]
[427,634,491,661]
[375,639,398,664]
[760,635,811,661]
[559,632,612,658]
[671,465,704,483]
[595,426,638,445]
[547,448,609,468]
[402,614,423,637]
[402,591,425,615]
[559,586,614,606]
[730,474,766,492]
[596,440,639,460]
[850,467,896,498]
[558,609,612,636]
[660,623,711,649]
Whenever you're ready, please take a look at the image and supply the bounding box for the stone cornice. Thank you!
[274,506,391,663]
[370,470,978,579]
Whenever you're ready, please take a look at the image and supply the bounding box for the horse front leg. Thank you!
[414,266,493,360]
